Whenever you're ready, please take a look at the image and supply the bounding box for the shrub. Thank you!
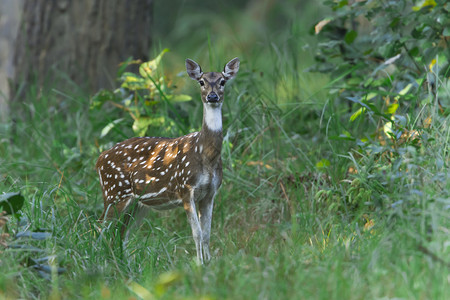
[311,0,450,211]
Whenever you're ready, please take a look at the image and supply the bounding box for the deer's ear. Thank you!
[186,59,203,80]
[222,57,240,80]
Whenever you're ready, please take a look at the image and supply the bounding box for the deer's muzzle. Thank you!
[206,92,219,103]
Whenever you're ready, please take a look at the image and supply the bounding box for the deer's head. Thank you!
[185,57,240,106]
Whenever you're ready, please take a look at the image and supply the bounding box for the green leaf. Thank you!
[344,30,357,44]
[412,0,436,11]
[166,94,192,102]
[443,27,450,37]
[409,47,420,57]
[0,192,25,215]
[139,48,170,80]
[365,93,378,101]
[337,0,348,9]
[385,103,399,114]
[132,116,165,136]
[316,159,331,169]
[121,72,147,90]
[383,118,394,137]
[389,17,400,29]
[350,107,365,122]
[399,83,413,96]
[90,89,117,110]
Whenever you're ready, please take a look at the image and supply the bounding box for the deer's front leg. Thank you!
[199,194,215,262]
[183,192,203,264]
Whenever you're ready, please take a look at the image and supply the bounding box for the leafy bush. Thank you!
[311,0,450,211]
[91,49,192,140]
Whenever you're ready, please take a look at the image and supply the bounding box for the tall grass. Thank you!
[1,1,449,299]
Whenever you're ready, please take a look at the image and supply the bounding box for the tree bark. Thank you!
[13,0,153,92]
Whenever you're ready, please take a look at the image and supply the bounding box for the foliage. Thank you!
[311,0,450,211]
[0,1,448,299]
[91,49,192,138]
[0,192,24,216]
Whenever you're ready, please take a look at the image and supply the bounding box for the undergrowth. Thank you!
[0,1,449,299]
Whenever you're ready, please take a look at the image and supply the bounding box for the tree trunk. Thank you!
[13,0,153,93]
[0,0,23,121]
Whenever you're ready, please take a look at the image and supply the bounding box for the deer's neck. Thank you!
[199,103,223,164]
[203,103,222,132]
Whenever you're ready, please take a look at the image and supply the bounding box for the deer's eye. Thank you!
[199,80,205,87]
[220,80,226,86]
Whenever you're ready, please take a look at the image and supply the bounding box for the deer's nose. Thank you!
[207,92,219,102]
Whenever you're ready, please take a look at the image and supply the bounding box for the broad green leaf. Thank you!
[444,27,450,37]
[389,17,400,29]
[0,192,25,215]
[121,72,147,90]
[166,94,192,102]
[383,117,394,136]
[350,107,365,121]
[344,30,357,44]
[139,48,170,80]
[363,77,374,87]
[409,47,419,57]
[90,89,116,110]
[316,158,331,169]
[337,0,348,8]
[121,72,142,82]
[385,103,399,114]
[365,93,378,101]
[132,116,165,136]
[412,0,436,11]
[342,130,352,138]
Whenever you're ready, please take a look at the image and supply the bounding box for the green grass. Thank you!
[1,1,449,299]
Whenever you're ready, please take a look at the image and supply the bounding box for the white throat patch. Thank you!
[204,103,222,131]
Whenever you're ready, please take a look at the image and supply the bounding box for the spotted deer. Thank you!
[96,57,240,264]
